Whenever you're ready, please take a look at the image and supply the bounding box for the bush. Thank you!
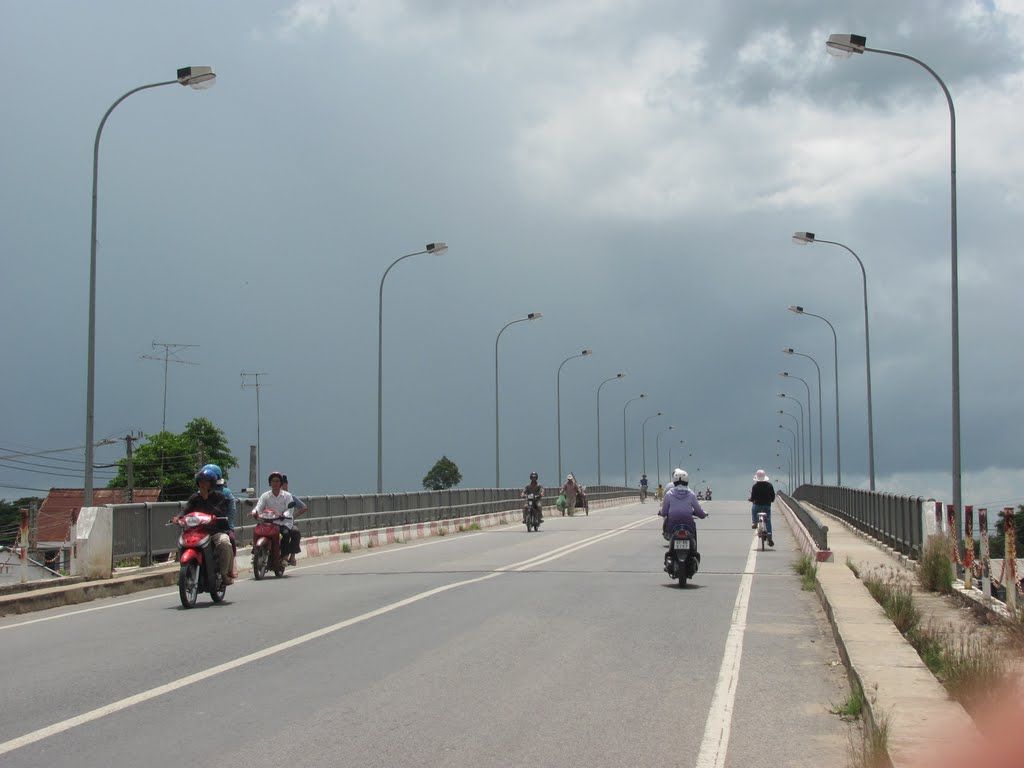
[918,534,954,594]
[792,555,818,591]
[863,570,921,636]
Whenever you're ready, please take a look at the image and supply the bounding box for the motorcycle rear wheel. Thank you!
[253,547,269,580]
[179,562,199,609]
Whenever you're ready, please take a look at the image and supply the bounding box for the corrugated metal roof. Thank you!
[36,488,162,545]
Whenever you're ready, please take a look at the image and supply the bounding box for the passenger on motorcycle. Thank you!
[202,463,237,577]
[178,467,234,585]
[749,469,776,547]
[521,472,544,523]
[659,468,707,541]
[280,473,306,564]
[252,472,299,565]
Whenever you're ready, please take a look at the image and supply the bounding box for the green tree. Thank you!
[423,456,462,490]
[990,504,1024,560]
[0,497,43,546]
[107,417,237,501]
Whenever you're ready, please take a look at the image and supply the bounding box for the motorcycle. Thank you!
[705,489,713,501]
[523,493,542,532]
[251,502,295,579]
[173,510,229,608]
[663,525,701,587]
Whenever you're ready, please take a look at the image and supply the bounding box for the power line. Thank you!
[0,462,115,479]
[0,456,116,474]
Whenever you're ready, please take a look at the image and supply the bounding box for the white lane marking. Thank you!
[0,532,489,632]
[0,516,648,755]
[508,517,652,571]
[0,590,177,631]
[695,535,759,768]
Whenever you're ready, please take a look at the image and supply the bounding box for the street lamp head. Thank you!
[779,371,790,378]
[788,305,805,314]
[778,393,787,399]
[527,312,543,320]
[656,411,663,416]
[425,242,448,255]
[640,393,647,398]
[668,425,675,431]
[792,231,815,245]
[177,66,217,89]
[581,349,592,356]
[783,347,795,355]
[826,33,867,57]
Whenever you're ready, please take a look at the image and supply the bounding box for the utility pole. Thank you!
[140,341,198,432]
[241,373,267,487]
[122,431,142,502]
[197,439,205,471]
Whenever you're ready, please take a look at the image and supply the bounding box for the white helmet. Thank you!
[672,468,688,483]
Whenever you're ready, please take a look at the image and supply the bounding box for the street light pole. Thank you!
[789,305,841,485]
[784,348,824,485]
[556,349,592,481]
[777,439,794,489]
[641,412,662,477]
[781,371,814,485]
[793,233,876,489]
[241,372,267,489]
[622,394,647,486]
[377,243,448,493]
[779,427,799,486]
[669,440,685,472]
[827,32,960,522]
[655,426,675,487]
[84,66,216,506]
[778,410,801,483]
[778,393,805,484]
[596,373,626,485]
[494,312,542,487]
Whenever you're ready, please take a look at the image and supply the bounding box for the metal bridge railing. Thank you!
[793,484,924,559]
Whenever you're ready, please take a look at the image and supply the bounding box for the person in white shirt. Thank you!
[252,471,298,565]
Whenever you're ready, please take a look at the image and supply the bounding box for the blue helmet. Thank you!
[201,463,223,481]
[195,467,219,486]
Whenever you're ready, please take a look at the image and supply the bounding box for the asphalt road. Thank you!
[0,500,853,767]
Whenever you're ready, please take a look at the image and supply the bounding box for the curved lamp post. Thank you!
[655,426,675,486]
[494,312,542,486]
[777,439,794,489]
[778,427,800,486]
[641,412,663,476]
[778,393,805,484]
[622,393,647,486]
[784,347,824,485]
[794,232,875,490]
[669,440,686,471]
[778,410,802,483]
[556,349,592,481]
[595,373,626,485]
[826,32,960,522]
[378,243,448,492]
[780,371,814,485]
[84,66,217,506]
[789,305,841,484]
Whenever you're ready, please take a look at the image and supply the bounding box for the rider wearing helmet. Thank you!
[749,469,776,547]
[659,468,707,540]
[640,473,649,502]
[251,471,298,564]
[180,467,234,585]
[201,463,238,577]
[521,472,544,523]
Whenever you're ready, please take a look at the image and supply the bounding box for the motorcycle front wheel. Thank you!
[179,562,200,608]
[211,573,227,603]
[253,546,269,580]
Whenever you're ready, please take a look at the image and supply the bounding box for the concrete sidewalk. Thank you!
[779,498,980,768]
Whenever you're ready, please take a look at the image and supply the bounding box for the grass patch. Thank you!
[908,624,1005,713]
[467,522,481,531]
[792,554,818,591]
[859,712,891,768]
[917,534,954,594]
[341,542,351,553]
[114,555,141,569]
[846,556,861,579]
[863,570,921,635]
[366,539,375,548]
[830,686,864,720]
[437,527,447,536]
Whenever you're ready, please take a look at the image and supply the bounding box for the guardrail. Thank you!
[778,492,828,552]
[794,484,924,559]
[111,486,634,564]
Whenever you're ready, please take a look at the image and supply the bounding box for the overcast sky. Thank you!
[2,0,1022,503]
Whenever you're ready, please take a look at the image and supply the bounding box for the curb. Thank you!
[776,496,832,562]
[0,496,635,617]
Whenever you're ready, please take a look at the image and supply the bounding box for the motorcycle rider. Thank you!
[251,471,297,566]
[639,473,649,501]
[655,482,665,501]
[659,468,707,541]
[521,472,544,523]
[178,467,234,585]
[280,473,305,565]
[749,469,776,547]
[202,463,238,577]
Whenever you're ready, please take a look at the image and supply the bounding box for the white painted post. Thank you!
[19,510,29,584]
[979,508,990,599]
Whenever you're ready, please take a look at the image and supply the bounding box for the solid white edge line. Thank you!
[694,535,759,768]
[0,512,648,755]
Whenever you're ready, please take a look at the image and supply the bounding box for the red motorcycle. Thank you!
[173,510,228,608]
[251,503,295,580]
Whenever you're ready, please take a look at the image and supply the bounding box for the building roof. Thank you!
[36,488,162,546]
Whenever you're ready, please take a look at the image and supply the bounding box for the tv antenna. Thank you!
[141,341,199,431]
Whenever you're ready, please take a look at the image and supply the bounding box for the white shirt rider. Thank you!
[253,487,296,529]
